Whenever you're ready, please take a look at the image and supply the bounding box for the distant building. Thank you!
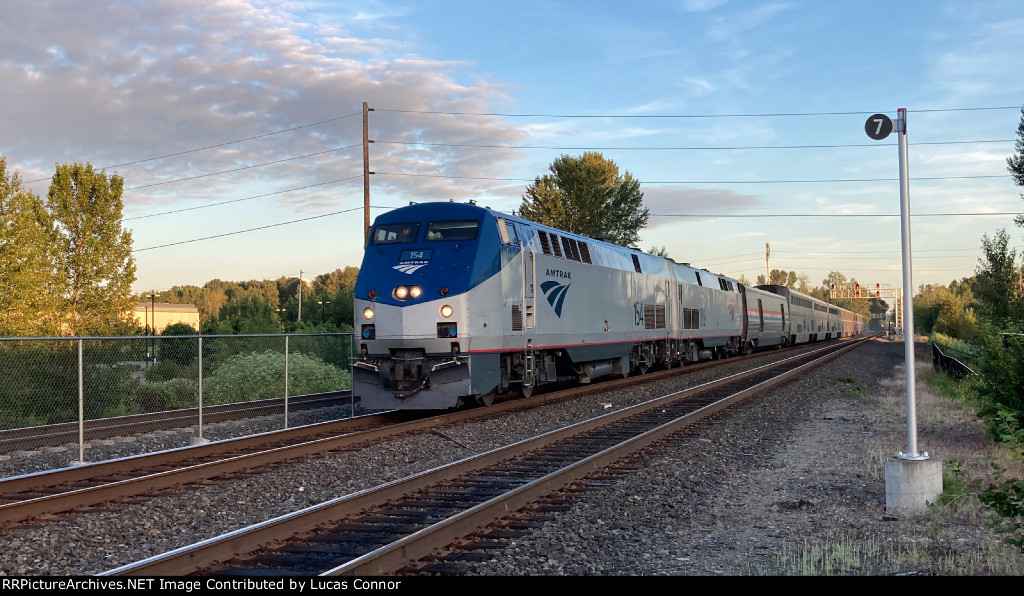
[133,303,199,333]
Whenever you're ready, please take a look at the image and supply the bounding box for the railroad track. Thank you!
[0,392,353,454]
[0,363,670,527]
[0,338,863,531]
[101,338,867,576]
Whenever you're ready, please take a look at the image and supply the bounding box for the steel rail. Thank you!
[1,337,841,496]
[0,363,657,525]
[327,337,864,576]
[100,338,866,576]
[0,392,351,453]
[0,337,867,527]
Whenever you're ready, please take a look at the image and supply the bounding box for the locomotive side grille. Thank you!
[565,237,584,261]
[643,304,666,329]
[538,230,552,255]
[578,241,592,263]
[512,304,523,331]
[550,234,563,258]
[561,236,576,261]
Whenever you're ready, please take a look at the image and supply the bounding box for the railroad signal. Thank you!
[876,283,881,298]
[855,283,860,298]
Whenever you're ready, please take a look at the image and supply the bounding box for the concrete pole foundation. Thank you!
[885,456,943,515]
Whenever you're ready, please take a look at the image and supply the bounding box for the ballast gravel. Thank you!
[0,339,1020,576]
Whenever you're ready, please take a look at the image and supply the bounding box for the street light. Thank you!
[318,295,331,324]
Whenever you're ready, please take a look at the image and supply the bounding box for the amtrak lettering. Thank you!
[544,268,571,279]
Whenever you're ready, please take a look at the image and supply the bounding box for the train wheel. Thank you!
[520,384,534,398]
[477,392,496,406]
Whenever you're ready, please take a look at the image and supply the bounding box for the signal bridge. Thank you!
[828,284,905,335]
[829,283,899,300]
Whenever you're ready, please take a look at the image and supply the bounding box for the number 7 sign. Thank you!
[865,113,893,140]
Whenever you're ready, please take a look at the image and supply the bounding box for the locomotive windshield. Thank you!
[370,222,420,244]
[425,220,478,241]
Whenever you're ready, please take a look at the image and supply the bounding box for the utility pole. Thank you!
[363,102,374,242]
[298,270,303,322]
[765,242,770,284]
[149,293,156,366]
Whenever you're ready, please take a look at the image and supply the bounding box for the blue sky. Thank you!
[3,0,1022,300]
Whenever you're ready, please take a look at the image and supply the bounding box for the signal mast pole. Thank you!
[864,108,939,513]
[896,107,921,460]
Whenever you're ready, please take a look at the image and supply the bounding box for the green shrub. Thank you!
[164,378,199,410]
[157,329,199,366]
[145,360,182,383]
[977,411,1024,552]
[202,350,351,405]
[977,329,1024,422]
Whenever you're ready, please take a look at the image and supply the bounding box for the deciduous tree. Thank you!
[519,152,648,247]
[0,158,60,336]
[974,228,1023,325]
[1009,106,1024,227]
[47,163,136,335]
[203,295,283,335]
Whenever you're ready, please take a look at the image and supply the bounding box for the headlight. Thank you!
[440,304,453,318]
[363,307,374,320]
[392,285,422,300]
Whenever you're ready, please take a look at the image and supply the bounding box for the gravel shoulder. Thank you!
[1,338,1021,576]
[456,338,1024,576]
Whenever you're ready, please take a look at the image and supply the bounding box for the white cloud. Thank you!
[2,0,529,212]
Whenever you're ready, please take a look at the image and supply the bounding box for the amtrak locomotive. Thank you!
[353,202,863,410]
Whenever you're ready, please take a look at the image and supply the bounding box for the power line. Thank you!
[729,265,985,274]
[649,211,1019,217]
[25,112,362,183]
[124,144,361,191]
[642,175,1006,184]
[375,139,1015,151]
[773,247,1015,254]
[374,171,1009,184]
[124,176,362,221]
[376,105,1021,118]
[132,207,361,252]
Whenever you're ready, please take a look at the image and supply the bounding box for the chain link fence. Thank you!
[931,340,977,380]
[0,333,355,463]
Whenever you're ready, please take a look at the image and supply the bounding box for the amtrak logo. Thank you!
[393,263,427,274]
[540,280,571,317]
